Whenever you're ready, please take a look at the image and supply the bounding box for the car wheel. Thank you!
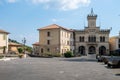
[107,64,111,67]
[118,61,120,67]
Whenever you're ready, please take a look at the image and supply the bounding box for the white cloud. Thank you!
[31,0,50,4]
[30,0,91,11]
[1,0,91,11]
[7,0,17,3]
[59,0,91,11]
[52,18,58,22]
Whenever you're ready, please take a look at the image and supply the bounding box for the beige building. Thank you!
[74,9,110,55]
[109,33,120,51]
[8,42,22,54]
[32,42,40,55]
[38,24,74,56]
[0,29,9,54]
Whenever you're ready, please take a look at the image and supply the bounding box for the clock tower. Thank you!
[87,8,97,28]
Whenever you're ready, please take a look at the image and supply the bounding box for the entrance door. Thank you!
[89,46,96,54]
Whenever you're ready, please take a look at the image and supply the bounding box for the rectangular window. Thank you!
[41,48,43,53]
[47,32,50,37]
[47,40,50,45]
[47,48,50,52]
[67,41,69,45]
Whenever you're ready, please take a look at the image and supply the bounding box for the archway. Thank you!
[99,46,106,55]
[89,46,96,54]
[78,46,85,55]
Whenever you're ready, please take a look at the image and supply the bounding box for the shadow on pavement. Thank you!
[115,73,120,76]
[61,57,97,62]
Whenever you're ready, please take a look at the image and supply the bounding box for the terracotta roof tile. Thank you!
[38,24,73,32]
[0,29,10,34]
[32,42,39,46]
[9,42,22,46]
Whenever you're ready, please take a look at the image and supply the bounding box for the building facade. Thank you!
[38,24,74,56]
[74,9,110,55]
[37,9,111,56]
[109,33,120,51]
[0,29,9,54]
[32,42,40,55]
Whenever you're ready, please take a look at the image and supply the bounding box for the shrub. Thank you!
[0,55,4,59]
[53,53,62,57]
[43,53,53,57]
[64,51,74,58]
[18,54,24,58]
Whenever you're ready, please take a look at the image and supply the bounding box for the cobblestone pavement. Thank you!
[0,56,119,80]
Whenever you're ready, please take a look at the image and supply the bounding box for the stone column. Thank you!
[85,47,88,56]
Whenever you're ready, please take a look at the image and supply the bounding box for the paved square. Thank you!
[0,56,119,80]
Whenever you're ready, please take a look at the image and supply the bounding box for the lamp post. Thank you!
[22,37,26,57]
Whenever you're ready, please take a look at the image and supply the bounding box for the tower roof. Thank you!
[87,8,97,17]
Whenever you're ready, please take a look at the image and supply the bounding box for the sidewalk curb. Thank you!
[0,57,17,61]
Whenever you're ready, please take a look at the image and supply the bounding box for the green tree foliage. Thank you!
[64,51,74,58]
[25,46,32,53]
[18,48,23,53]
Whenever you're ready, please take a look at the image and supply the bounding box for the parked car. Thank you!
[102,56,112,64]
[107,56,120,68]
[97,55,110,63]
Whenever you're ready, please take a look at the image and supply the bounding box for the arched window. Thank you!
[88,36,96,42]
[79,36,84,42]
[89,46,96,54]
[99,46,106,55]
[103,37,105,42]
[78,46,85,55]
[82,36,84,42]
[100,36,105,42]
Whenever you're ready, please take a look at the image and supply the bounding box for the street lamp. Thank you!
[22,37,26,54]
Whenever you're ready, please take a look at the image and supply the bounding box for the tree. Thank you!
[18,48,23,53]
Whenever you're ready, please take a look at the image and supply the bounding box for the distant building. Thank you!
[38,24,74,56]
[8,42,22,54]
[109,32,120,51]
[74,9,110,55]
[32,42,40,55]
[0,29,9,54]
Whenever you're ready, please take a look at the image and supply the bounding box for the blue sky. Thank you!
[0,0,120,46]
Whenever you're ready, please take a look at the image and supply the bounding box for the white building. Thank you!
[0,29,9,54]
